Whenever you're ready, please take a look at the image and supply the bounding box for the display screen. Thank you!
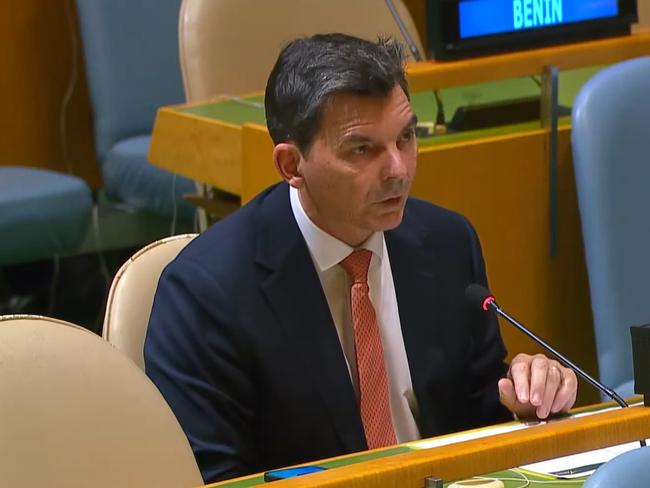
[459,0,620,39]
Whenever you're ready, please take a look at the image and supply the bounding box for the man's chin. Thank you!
[372,207,406,231]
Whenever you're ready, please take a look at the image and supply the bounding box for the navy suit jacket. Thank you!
[145,183,511,483]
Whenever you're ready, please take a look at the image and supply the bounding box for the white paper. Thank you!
[521,442,643,478]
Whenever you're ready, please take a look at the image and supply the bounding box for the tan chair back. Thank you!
[179,0,425,102]
[103,234,197,370]
[0,314,203,488]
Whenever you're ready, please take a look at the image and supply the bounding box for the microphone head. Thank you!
[465,283,496,312]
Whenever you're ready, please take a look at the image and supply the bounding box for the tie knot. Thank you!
[340,249,373,284]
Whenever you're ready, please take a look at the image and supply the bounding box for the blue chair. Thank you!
[75,0,196,226]
[572,56,650,398]
[583,447,650,487]
[0,166,92,266]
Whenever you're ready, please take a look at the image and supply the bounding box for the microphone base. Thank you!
[446,96,571,134]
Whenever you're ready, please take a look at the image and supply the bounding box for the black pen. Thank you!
[550,462,604,477]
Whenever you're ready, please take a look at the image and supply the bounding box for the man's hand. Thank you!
[498,353,578,419]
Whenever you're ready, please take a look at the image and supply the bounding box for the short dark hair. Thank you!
[264,33,409,155]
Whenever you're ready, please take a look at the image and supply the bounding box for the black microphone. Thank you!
[464,283,629,408]
[466,284,648,447]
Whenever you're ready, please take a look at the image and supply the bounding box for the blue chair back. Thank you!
[583,447,650,487]
[74,0,195,223]
[572,56,650,397]
[75,0,185,163]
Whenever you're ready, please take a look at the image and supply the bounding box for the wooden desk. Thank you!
[150,29,650,195]
[149,32,650,405]
[150,30,650,198]
[205,403,650,488]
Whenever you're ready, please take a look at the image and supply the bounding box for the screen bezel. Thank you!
[429,0,639,60]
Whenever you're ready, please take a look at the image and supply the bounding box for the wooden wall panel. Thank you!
[0,0,101,188]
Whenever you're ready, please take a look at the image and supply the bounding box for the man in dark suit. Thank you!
[145,34,577,483]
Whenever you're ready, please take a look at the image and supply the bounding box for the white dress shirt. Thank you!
[289,186,421,443]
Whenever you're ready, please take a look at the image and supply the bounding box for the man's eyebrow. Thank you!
[405,114,418,130]
[339,133,374,146]
[338,114,418,147]
[339,114,420,146]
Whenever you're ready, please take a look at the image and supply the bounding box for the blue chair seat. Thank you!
[102,135,196,221]
[583,447,650,487]
[0,167,93,265]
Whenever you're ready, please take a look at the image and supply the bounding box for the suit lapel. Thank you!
[255,184,367,452]
[385,203,454,437]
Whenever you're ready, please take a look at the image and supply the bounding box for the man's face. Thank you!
[295,85,417,246]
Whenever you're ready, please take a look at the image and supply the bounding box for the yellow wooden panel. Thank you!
[241,123,279,204]
[149,107,243,195]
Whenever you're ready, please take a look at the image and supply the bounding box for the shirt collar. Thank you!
[289,185,383,272]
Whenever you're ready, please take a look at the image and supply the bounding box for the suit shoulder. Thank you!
[404,196,474,233]
[163,184,284,280]
[179,212,254,267]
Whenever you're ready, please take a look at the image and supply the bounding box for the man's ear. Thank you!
[273,143,304,188]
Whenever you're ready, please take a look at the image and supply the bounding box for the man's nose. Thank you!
[383,147,410,180]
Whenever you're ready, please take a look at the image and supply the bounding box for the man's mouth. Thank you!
[377,195,404,205]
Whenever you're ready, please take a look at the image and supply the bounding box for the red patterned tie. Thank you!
[340,249,397,449]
